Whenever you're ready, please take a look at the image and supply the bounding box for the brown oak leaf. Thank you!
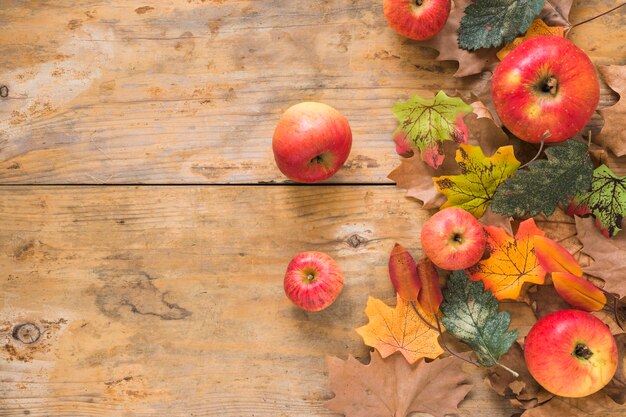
[528,285,572,320]
[414,0,499,77]
[576,216,626,297]
[325,351,473,417]
[539,0,574,27]
[520,391,624,417]
[596,66,626,156]
[485,342,554,410]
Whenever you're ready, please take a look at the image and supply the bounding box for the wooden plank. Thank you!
[0,185,529,416]
[1,0,624,184]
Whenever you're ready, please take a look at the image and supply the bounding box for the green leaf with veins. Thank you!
[491,140,593,219]
[458,0,545,51]
[441,270,517,367]
[568,165,626,238]
[392,91,472,169]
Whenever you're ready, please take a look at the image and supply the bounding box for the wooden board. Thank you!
[0,185,524,416]
[0,0,624,184]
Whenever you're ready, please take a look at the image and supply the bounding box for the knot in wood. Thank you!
[0,85,8,98]
[347,234,367,248]
[12,323,41,344]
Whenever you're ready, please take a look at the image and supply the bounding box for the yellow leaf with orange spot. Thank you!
[497,19,564,61]
[356,295,443,364]
[467,219,546,300]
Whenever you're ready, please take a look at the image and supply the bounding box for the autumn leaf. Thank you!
[533,235,582,276]
[414,0,499,77]
[528,285,572,320]
[434,144,520,218]
[389,243,421,301]
[468,218,546,300]
[391,91,473,169]
[325,352,474,417]
[355,295,443,364]
[491,140,594,219]
[539,0,574,26]
[458,0,545,51]
[567,164,626,238]
[596,66,626,156]
[485,342,554,409]
[604,333,626,405]
[441,270,518,367]
[417,257,443,314]
[520,391,624,417]
[576,216,626,297]
[552,272,607,311]
[497,18,564,60]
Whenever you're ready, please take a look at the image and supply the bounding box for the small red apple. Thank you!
[524,309,618,398]
[420,207,486,270]
[491,35,600,143]
[384,0,451,40]
[283,251,344,312]
[272,102,352,183]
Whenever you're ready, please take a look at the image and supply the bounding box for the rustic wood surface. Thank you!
[1,0,625,416]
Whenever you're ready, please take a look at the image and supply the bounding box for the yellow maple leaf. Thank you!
[467,219,547,300]
[497,19,565,61]
[356,295,443,364]
[433,144,520,218]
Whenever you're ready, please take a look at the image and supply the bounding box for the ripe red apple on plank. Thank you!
[272,102,352,183]
[384,0,451,40]
[491,35,600,143]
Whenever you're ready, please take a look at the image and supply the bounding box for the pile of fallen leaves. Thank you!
[323,1,626,416]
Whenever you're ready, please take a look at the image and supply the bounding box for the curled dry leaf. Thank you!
[325,352,474,417]
[414,0,499,77]
[520,391,624,417]
[596,66,626,156]
[389,243,421,302]
[355,295,443,364]
[485,342,554,409]
[576,216,626,297]
[528,285,572,320]
[416,257,443,314]
[539,0,574,27]
[497,19,565,60]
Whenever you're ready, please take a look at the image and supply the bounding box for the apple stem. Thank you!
[496,362,519,378]
[415,0,423,6]
[519,131,550,169]
[566,2,626,38]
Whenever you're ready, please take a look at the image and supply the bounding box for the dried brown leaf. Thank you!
[387,153,450,209]
[325,351,473,417]
[576,216,626,297]
[528,285,572,320]
[596,66,626,156]
[485,342,554,410]
[604,333,626,405]
[520,391,624,417]
[539,0,574,27]
[415,0,499,77]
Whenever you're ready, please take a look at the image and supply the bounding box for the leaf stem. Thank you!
[566,2,626,37]
[410,301,438,331]
[434,312,481,368]
[519,131,549,169]
[496,361,519,378]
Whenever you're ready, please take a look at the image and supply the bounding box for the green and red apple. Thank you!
[420,207,486,270]
[491,35,600,143]
[384,0,451,40]
[283,251,344,312]
[272,102,352,183]
[524,309,618,397]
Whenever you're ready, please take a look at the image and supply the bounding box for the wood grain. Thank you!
[0,0,624,184]
[0,185,524,417]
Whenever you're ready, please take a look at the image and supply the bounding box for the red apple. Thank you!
[491,35,600,143]
[272,102,352,183]
[283,251,344,312]
[524,309,618,398]
[384,0,451,40]
[420,207,486,270]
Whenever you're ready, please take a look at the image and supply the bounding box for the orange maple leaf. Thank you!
[467,219,546,300]
[356,295,443,364]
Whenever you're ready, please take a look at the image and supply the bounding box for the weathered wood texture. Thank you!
[0,0,624,184]
[0,186,526,417]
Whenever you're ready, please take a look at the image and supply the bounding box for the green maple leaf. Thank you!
[433,144,520,218]
[458,0,545,51]
[491,140,593,219]
[392,91,473,169]
[568,165,626,238]
[441,270,517,367]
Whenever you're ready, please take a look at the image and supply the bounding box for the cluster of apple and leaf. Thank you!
[324,1,625,416]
